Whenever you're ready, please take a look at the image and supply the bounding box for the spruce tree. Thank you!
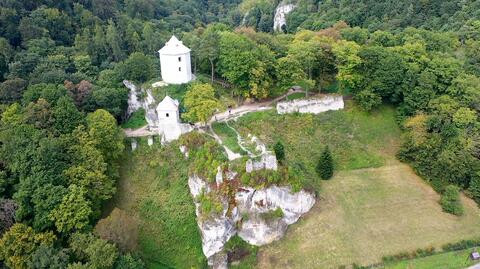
[317,146,333,180]
[273,141,285,162]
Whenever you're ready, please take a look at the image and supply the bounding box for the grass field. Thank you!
[211,122,246,155]
[256,164,480,268]
[110,140,206,268]
[230,102,400,189]
[385,248,477,269]
[122,109,147,129]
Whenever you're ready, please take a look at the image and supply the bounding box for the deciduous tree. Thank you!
[182,83,220,124]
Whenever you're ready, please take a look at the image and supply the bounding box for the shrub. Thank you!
[198,191,224,216]
[442,239,480,251]
[354,90,382,111]
[260,208,284,222]
[382,246,435,263]
[316,146,334,180]
[467,173,480,204]
[273,141,285,162]
[94,208,139,253]
[440,185,464,216]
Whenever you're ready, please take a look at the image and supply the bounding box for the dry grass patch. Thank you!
[257,163,480,268]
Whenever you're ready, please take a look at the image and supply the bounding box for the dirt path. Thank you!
[124,89,305,138]
[208,88,305,124]
[124,125,156,137]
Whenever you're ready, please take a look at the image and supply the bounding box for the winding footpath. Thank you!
[124,88,305,138]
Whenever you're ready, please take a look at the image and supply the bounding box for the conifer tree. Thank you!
[317,146,333,180]
[274,141,285,163]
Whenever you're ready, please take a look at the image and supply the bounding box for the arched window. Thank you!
[179,67,181,72]
[178,57,181,62]
[166,113,169,117]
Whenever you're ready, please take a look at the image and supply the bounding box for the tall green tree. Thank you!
[316,146,334,180]
[106,20,124,62]
[52,96,84,134]
[0,223,56,269]
[50,184,92,234]
[182,83,220,124]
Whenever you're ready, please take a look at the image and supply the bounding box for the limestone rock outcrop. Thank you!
[187,174,315,268]
[277,95,344,114]
[245,154,278,172]
[124,80,156,121]
[273,1,296,32]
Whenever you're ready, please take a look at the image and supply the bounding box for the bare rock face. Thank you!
[188,175,211,198]
[238,215,288,246]
[235,186,315,245]
[245,154,278,173]
[199,206,236,258]
[124,80,156,118]
[186,134,314,268]
[188,175,236,260]
[277,95,344,115]
[273,1,297,32]
[188,175,315,267]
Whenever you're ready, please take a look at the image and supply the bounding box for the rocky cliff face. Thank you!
[124,80,157,125]
[273,1,296,32]
[187,167,315,268]
[277,95,345,114]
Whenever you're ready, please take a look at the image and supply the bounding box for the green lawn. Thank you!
[230,102,400,189]
[385,249,477,269]
[211,122,246,155]
[122,109,147,129]
[257,164,480,268]
[110,140,206,268]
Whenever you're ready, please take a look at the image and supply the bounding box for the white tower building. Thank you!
[155,95,193,143]
[159,36,193,84]
[156,95,180,125]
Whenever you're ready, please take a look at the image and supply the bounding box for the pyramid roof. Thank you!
[158,36,191,55]
[156,95,179,111]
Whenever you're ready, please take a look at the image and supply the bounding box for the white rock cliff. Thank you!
[277,95,345,114]
[273,1,297,32]
[187,167,315,268]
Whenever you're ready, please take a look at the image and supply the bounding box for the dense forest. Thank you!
[0,0,479,268]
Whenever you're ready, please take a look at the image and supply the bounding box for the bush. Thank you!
[382,246,435,263]
[273,141,285,162]
[94,208,139,253]
[467,173,480,204]
[316,146,334,180]
[440,185,464,216]
[442,239,480,251]
[354,90,382,112]
[260,208,284,222]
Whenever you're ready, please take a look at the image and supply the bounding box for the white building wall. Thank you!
[156,107,180,124]
[160,52,193,84]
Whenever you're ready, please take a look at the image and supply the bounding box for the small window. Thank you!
[179,67,181,72]
[166,113,169,117]
[178,57,181,62]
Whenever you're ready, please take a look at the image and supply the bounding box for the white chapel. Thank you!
[159,36,193,84]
